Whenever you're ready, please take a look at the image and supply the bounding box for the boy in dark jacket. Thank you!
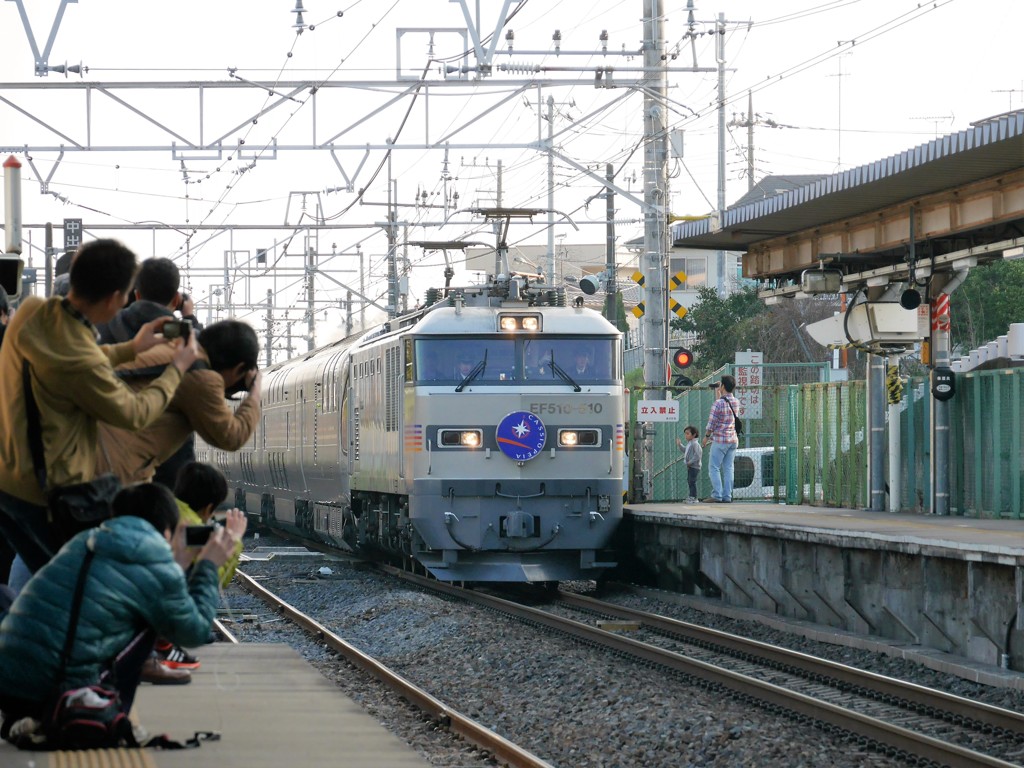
[0,483,244,734]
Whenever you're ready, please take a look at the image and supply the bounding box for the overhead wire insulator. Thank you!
[499,62,542,74]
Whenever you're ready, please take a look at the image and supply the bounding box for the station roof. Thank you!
[671,109,1024,285]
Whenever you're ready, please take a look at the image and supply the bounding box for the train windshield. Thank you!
[413,338,618,384]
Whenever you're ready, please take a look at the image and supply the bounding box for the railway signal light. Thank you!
[672,347,694,369]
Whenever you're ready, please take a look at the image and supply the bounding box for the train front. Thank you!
[406,297,625,582]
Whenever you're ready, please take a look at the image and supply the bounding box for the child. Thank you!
[173,462,241,589]
[153,462,241,672]
[676,426,702,503]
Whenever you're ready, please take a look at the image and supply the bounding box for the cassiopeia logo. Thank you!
[495,410,546,461]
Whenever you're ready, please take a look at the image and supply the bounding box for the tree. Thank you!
[602,291,631,334]
[949,260,1024,352]
[668,285,848,378]
[669,285,764,376]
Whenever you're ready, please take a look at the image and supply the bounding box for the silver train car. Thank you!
[197,277,625,582]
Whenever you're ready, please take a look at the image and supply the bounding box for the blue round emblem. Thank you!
[495,411,547,461]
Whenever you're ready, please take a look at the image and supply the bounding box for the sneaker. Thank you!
[685,497,700,504]
[140,656,192,685]
[155,643,201,670]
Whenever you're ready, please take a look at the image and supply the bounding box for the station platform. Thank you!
[619,502,1024,679]
[0,643,429,768]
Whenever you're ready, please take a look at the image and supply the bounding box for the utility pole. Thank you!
[547,94,555,285]
[386,147,399,318]
[306,242,316,352]
[727,91,785,190]
[604,162,616,326]
[264,289,273,367]
[715,11,727,295]
[639,0,669,501]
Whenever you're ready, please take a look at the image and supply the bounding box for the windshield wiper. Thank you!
[455,352,487,392]
[548,354,581,392]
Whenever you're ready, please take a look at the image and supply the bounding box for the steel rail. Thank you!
[555,591,1024,737]
[386,568,1020,768]
[233,569,555,768]
[212,618,239,645]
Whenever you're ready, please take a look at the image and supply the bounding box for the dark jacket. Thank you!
[0,516,221,699]
[97,300,173,345]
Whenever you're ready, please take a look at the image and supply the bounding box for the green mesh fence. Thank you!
[641,366,1023,517]
[896,378,931,513]
[895,370,1024,518]
[940,369,1021,518]
[645,363,866,505]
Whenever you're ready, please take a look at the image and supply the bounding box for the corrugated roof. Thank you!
[672,109,1024,251]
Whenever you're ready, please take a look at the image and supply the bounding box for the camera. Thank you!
[225,367,257,397]
[185,524,215,546]
[163,318,192,342]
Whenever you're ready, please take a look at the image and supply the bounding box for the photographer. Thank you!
[0,484,244,732]
[97,257,182,347]
[97,319,261,486]
[0,240,197,579]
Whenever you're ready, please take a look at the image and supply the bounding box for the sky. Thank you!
[1,0,1021,353]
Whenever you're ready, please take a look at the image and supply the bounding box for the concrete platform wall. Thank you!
[619,515,1024,669]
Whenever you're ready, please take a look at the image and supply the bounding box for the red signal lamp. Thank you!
[672,347,694,369]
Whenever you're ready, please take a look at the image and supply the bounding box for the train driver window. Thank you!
[524,341,552,380]
[548,339,615,382]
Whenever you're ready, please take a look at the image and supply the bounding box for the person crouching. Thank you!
[0,483,244,736]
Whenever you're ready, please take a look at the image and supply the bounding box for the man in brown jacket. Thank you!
[0,239,199,575]
[97,319,262,485]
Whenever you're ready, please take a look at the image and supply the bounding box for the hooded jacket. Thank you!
[0,516,221,699]
[0,296,182,505]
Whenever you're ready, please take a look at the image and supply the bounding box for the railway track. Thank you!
[381,567,1024,768]
[232,567,555,768]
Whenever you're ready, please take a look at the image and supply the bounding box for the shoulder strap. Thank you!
[722,395,739,419]
[22,361,49,493]
[55,542,96,688]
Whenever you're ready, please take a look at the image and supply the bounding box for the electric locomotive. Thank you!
[198,275,625,582]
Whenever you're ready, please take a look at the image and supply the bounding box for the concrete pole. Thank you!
[547,95,555,285]
[640,0,669,501]
[605,162,616,325]
[747,90,754,192]
[359,247,365,331]
[868,353,886,511]
[715,12,727,295]
[223,251,232,318]
[44,223,53,298]
[306,244,316,353]
[265,289,273,368]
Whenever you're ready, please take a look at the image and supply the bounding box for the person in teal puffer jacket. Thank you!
[0,483,244,729]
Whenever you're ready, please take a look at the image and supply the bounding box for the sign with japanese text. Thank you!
[733,351,763,420]
[63,218,82,254]
[636,399,680,422]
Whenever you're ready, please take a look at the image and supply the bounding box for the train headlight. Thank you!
[558,429,600,447]
[497,313,542,332]
[439,429,483,448]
